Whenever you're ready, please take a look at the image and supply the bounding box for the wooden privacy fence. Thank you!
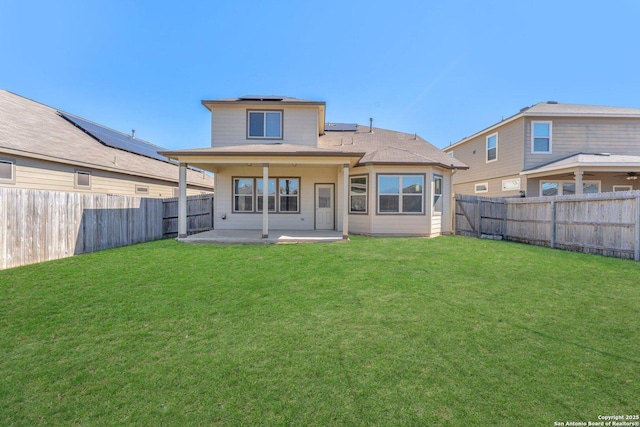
[455,191,640,261]
[0,188,214,270]
[162,193,214,237]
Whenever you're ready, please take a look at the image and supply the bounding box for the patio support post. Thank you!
[575,169,583,195]
[178,162,188,238]
[342,163,349,239]
[262,163,269,239]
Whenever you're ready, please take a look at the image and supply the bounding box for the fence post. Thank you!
[550,201,556,249]
[476,198,482,238]
[635,196,640,261]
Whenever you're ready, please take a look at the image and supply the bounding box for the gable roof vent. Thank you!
[547,100,559,104]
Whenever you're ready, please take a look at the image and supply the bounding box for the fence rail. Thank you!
[455,191,640,261]
[0,188,214,270]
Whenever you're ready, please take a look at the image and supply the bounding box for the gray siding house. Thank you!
[444,102,640,197]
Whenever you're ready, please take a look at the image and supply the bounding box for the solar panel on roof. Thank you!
[239,95,286,101]
[59,112,171,163]
[325,123,358,132]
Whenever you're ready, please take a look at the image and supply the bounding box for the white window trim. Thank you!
[540,180,601,196]
[376,174,425,215]
[349,175,368,214]
[475,182,489,193]
[486,133,498,163]
[531,121,553,154]
[75,170,92,189]
[0,158,16,184]
[613,185,633,192]
[247,110,283,140]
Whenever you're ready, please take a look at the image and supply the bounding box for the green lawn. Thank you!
[1,236,638,426]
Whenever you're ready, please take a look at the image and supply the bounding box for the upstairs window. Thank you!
[486,133,497,162]
[248,110,282,139]
[532,121,552,153]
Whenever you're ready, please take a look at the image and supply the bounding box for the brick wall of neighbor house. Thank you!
[0,154,211,197]
[211,105,320,148]
[523,117,640,170]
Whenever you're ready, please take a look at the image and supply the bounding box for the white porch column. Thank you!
[262,163,269,239]
[178,162,188,238]
[342,163,349,239]
[575,169,583,195]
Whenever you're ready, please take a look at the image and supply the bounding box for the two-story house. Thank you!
[444,102,640,197]
[162,95,467,239]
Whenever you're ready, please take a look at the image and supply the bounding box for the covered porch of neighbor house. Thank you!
[161,145,364,240]
[521,153,640,196]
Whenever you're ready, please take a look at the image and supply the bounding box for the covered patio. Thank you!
[178,229,346,244]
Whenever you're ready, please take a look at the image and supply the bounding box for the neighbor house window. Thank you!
[541,180,600,196]
[257,178,276,212]
[75,170,91,189]
[433,175,443,214]
[475,183,488,193]
[0,159,15,183]
[135,185,149,195]
[613,185,633,192]
[486,133,497,162]
[248,110,282,139]
[532,121,552,153]
[349,175,368,213]
[377,175,424,214]
[233,178,254,212]
[233,177,299,213]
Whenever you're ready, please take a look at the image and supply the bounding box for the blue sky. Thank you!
[2,0,639,150]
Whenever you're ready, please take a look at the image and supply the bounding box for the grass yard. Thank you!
[0,236,639,426]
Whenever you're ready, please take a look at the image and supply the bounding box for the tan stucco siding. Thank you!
[524,117,640,170]
[0,155,210,197]
[211,105,319,148]
[446,118,524,188]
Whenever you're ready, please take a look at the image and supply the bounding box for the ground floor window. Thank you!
[0,158,15,182]
[349,175,367,213]
[541,180,600,196]
[433,175,443,213]
[75,170,92,189]
[377,174,424,214]
[613,185,633,192]
[233,177,299,213]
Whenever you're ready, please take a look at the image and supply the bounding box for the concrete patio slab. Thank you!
[178,229,347,244]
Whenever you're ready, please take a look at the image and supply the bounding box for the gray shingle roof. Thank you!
[525,102,640,116]
[320,125,468,169]
[0,90,214,189]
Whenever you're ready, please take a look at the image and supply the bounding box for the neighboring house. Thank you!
[443,101,640,197]
[162,95,467,238]
[0,90,214,197]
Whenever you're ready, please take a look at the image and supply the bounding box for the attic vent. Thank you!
[547,100,559,104]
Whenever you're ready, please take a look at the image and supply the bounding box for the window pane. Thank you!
[541,182,558,196]
[257,196,276,212]
[533,123,549,137]
[0,161,12,180]
[318,187,331,208]
[379,176,399,193]
[402,176,422,193]
[280,196,298,212]
[350,195,366,212]
[235,195,253,211]
[433,194,442,213]
[562,182,575,195]
[77,172,90,187]
[265,112,281,138]
[487,135,497,149]
[433,176,442,195]
[350,177,366,193]
[583,183,599,194]
[403,195,423,213]
[279,178,299,195]
[235,178,253,194]
[249,112,264,137]
[533,138,549,152]
[433,176,443,213]
[256,178,276,212]
[379,195,399,212]
[487,147,497,161]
